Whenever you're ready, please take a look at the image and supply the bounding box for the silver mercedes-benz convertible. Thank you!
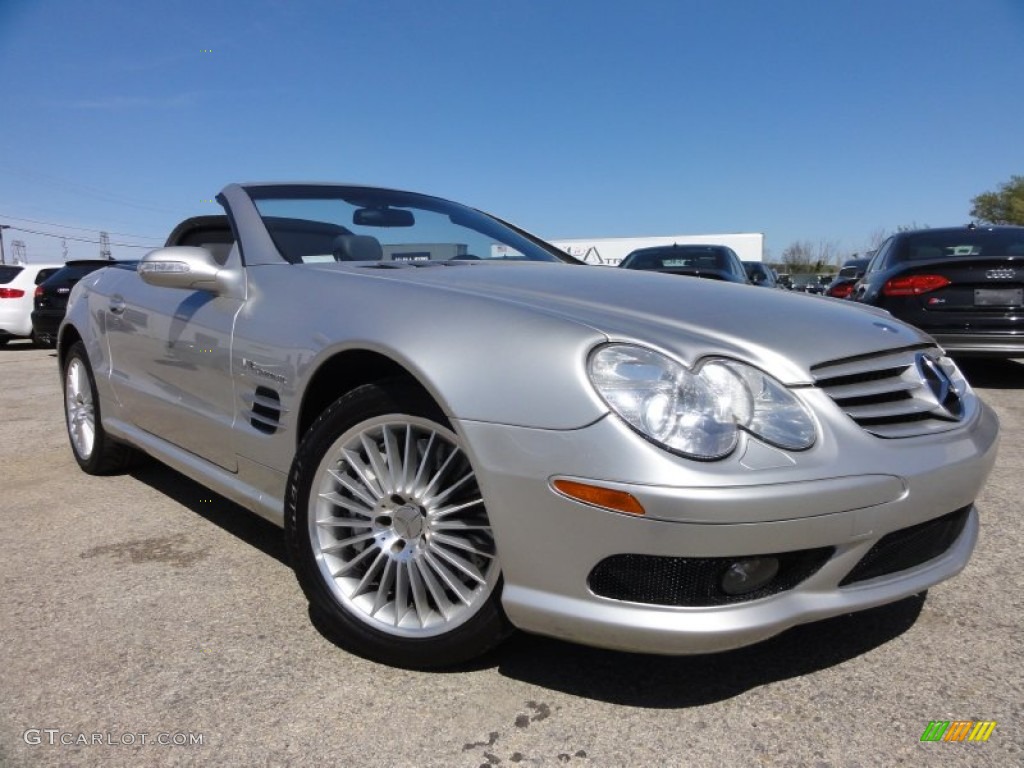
[59,183,999,668]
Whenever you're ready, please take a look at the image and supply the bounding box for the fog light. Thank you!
[720,557,780,595]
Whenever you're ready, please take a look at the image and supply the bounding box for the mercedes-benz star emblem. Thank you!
[916,354,963,420]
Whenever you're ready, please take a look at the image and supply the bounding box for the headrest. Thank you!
[332,234,383,261]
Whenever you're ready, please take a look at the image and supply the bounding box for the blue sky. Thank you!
[1,0,1022,263]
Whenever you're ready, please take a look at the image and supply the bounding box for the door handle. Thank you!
[109,295,126,315]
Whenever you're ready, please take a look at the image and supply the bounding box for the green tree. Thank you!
[970,175,1024,225]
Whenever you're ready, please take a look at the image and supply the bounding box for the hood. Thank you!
[316,261,931,384]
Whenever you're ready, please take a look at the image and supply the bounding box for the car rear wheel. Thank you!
[63,341,136,474]
[286,380,510,668]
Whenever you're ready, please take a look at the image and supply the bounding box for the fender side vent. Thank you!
[245,386,285,434]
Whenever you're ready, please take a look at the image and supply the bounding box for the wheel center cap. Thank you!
[392,505,424,539]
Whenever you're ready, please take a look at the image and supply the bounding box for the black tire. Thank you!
[286,379,511,668]
[0,337,9,347]
[31,330,55,349]
[62,341,136,474]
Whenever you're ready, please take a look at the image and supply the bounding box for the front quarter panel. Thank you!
[227,264,611,475]
[61,267,135,412]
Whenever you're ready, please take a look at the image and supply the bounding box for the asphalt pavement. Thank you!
[1,341,1021,767]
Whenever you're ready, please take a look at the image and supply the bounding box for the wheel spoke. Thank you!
[429,543,487,586]
[341,447,384,499]
[352,549,388,598]
[69,361,81,398]
[320,530,378,553]
[430,519,490,532]
[382,426,405,494]
[407,559,432,627]
[423,551,475,606]
[317,491,374,518]
[400,426,415,495]
[316,517,374,528]
[360,434,393,496]
[410,433,438,495]
[330,543,379,577]
[327,468,378,509]
[429,497,484,521]
[430,532,495,560]
[425,470,475,508]
[414,556,454,620]
[420,447,459,501]
[370,559,396,617]
[393,561,410,627]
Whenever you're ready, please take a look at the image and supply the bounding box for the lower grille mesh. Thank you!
[840,506,971,586]
[588,548,834,607]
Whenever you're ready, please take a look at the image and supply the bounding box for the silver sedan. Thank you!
[59,183,999,668]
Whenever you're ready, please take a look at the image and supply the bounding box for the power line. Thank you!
[2,225,161,249]
[0,212,163,241]
[2,165,181,214]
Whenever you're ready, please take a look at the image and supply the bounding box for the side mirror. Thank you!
[138,247,225,293]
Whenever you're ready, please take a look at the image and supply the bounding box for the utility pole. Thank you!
[12,240,27,264]
[0,224,9,264]
[99,231,112,260]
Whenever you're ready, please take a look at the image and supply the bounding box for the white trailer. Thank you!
[548,233,764,266]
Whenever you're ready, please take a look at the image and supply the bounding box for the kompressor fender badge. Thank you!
[242,358,287,384]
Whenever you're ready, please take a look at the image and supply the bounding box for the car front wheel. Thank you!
[63,341,136,474]
[286,381,510,668]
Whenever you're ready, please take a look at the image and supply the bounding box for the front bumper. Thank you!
[457,398,999,655]
[30,310,63,343]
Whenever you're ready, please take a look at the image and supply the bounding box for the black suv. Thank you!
[32,260,137,346]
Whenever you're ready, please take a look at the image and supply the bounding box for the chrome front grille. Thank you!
[812,346,965,438]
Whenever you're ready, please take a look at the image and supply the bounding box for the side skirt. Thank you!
[104,417,286,527]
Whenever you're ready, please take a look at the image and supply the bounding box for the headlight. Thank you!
[588,344,816,460]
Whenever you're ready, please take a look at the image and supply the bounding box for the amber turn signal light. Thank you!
[552,479,646,515]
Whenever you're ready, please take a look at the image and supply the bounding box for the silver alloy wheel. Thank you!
[309,414,500,638]
[65,356,96,460]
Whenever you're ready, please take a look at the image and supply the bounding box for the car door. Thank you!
[106,242,244,471]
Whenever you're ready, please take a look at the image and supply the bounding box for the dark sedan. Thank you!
[743,261,780,287]
[852,226,1024,357]
[32,260,137,346]
[619,244,750,283]
[825,257,870,299]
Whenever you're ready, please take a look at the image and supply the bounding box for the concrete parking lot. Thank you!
[1,340,1021,767]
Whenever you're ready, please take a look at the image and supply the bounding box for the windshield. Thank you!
[623,246,740,273]
[246,185,568,265]
[897,229,1024,261]
[0,266,24,284]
